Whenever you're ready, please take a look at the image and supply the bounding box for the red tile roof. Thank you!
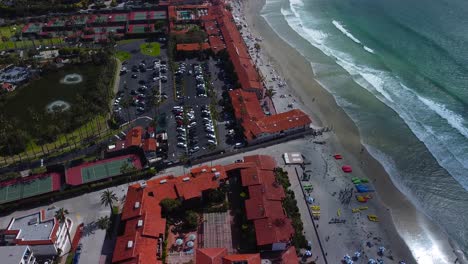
[245,196,285,220]
[126,127,144,147]
[229,90,265,121]
[114,165,227,264]
[143,138,157,152]
[176,43,211,51]
[281,246,299,264]
[196,248,227,264]
[208,36,225,53]
[253,217,294,246]
[237,155,295,246]
[254,109,312,134]
[243,155,277,170]
[222,253,261,264]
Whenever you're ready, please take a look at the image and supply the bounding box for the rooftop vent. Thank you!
[134,202,140,209]
[201,169,207,173]
[127,240,134,248]
[160,179,167,184]
[28,218,38,225]
[137,220,143,227]
[182,177,190,182]
[211,168,217,172]
[214,172,221,178]
[140,181,147,188]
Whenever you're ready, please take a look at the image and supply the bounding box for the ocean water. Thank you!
[260,0,468,262]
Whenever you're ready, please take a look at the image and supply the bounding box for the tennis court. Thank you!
[131,12,148,21]
[0,175,53,204]
[112,14,128,23]
[151,11,167,20]
[80,157,134,184]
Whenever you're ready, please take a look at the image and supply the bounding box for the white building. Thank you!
[0,245,37,264]
[1,209,72,256]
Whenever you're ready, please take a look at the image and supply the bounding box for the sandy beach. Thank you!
[223,0,461,263]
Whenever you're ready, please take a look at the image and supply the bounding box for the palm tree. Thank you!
[55,208,72,254]
[265,88,276,100]
[100,189,118,215]
[96,216,111,233]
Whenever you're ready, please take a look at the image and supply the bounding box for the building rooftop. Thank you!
[7,210,57,242]
[0,246,30,264]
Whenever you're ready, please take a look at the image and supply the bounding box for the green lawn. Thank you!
[0,25,20,39]
[0,38,63,51]
[140,42,160,56]
[117,38,142,45]
[115,50,131,62]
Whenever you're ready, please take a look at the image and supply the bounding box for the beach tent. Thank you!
[355,184,374,193]
[334,154,343,160]
[342,165,352,173]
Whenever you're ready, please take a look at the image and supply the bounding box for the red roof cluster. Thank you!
[215,6,263,96]
[229,89,265,121]
[176,42,211,52]
[239,155,294,246]
[195,248,261,264]
[112,165,227,264]
[229,89,312,142]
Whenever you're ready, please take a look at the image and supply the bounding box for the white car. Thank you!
[177,143,187,148]
[207,134,216,139]
[207,140,217,145]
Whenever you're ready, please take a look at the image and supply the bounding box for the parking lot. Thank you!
[113,40,243,162]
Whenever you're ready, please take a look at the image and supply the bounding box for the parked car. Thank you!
[177,143,187,148]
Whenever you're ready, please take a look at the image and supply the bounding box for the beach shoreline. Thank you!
[234,0,460,262]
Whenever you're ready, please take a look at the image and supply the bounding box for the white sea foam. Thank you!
[417,96,468,139]
[363,46,375,54]
[332,20,361,44]
[268,0,468,189]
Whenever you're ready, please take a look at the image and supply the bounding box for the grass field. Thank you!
[140,42,160,56]
[0,37,63,51]
[117,39,142,45]
[115,50,131,62]
[0,25,20,38]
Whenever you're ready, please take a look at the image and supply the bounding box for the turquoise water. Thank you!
[260,0,468,261]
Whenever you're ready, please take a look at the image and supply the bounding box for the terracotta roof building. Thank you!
[112,165,227,264]
[229,90,312,144]
[238,155,294,248]
[195,248,261,264]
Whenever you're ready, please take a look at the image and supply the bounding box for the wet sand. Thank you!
[235,0,458,262]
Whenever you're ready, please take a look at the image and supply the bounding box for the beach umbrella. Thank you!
[186,241,194,248]
[378,246,385,255]
[342,165,352,173]
[354,251,361,258]
[175,238,183,246]
[305,250,312,257]
[368,260,377,264]
[189,234,196,241]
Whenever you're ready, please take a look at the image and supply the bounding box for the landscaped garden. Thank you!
[140,42,161,56]
[0,49,117,157]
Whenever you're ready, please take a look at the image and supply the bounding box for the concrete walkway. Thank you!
[286,166,326,264]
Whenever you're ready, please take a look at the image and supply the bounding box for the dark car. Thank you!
[131,74,137,78]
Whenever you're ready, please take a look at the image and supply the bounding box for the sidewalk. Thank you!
[285,166,326,263]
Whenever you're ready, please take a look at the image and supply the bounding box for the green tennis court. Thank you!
[24,23,42,33]
[130,25,146,34]
[80,158,134,184]
[113,14,128,22]
[132,12,148,21]
[0,175,53,204]
[152,11,167,20]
